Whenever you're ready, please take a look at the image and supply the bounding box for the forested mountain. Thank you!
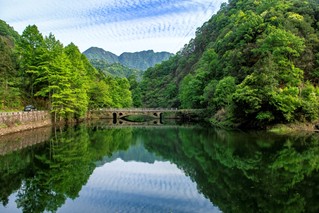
[119,50,173,71]
[83,47,119,64]
[84,47,173,71]
[88,59,142,80]
[141,0,319,128]
[0,20,132,120]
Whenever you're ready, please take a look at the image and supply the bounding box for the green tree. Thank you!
[299,81,319,121]
[128,75,142,107]
[141,0,319,128]
[213,76,236,109]
[17,25,47,102]
[88,80,113,108]
[64,43,90,118]
[49,52,76,121]
[0,36,20,109]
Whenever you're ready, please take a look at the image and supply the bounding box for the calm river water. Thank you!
[0,120,319,212]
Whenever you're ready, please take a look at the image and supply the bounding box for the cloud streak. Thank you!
[0,0,226,54]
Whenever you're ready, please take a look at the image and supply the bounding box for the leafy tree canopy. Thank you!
[0,20,133,118]
[141,0,319,128]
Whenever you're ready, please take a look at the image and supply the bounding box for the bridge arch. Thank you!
[90,108,182,122]
[112,113,117,124]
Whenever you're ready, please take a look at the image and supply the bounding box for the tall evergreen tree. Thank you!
[17,25,47,102]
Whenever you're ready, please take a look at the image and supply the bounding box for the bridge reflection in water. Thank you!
[88,108,181,125]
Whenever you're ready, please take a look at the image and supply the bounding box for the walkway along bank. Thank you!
[0,111,51,136]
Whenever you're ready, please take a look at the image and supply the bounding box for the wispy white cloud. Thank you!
[0,0,226,54]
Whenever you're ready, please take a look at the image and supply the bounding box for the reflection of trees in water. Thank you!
[0,127,52,207]
[2,125,319,212]
[143,128,319,213]
[0,147,33,207]
[0,124,133,212]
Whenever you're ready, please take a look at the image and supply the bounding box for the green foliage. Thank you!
[17,25,47,100]
[213,76,236,109]
[143,127,319,213]
[141,55,180,108]
[0,20,20,42]
[179,49,219,109]
[141,0,319,128]
[233,76,263,115]
[88,80,113,108]
[179,74,203,108]
[111,77,133,108]
[202,79,218,109]
[90,59,143,80]
[270,87,301,122]
[257,27,305,58]
[300,81,319,120]
[84,48,173,107]
[128,75,142,107]
[2,124,319,211]
[0,20,133,119]
[0,35,21,110]
[0,124,133,212]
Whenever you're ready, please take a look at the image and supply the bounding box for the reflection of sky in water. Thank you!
[59,159,220,213]
[0,194,19,213]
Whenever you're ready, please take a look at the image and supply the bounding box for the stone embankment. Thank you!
[0,111,51,136]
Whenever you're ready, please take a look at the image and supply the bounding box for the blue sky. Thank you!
[0,0,225,55]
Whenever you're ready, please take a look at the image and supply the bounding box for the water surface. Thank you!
[1,121,319,212]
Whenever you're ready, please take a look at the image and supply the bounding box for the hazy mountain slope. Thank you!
[83,47,119,64]
[89,59,142,80]
[119,50,173,71]
[83,47,173,71]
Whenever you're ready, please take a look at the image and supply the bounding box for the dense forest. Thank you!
[0,20,132,121]
[2,0,319,128]
[141,0,319,128]
[88,59,142,80]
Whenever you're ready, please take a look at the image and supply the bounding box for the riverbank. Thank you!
[267,122,318,133]
[1,109,318,137]
[0,111,51,136]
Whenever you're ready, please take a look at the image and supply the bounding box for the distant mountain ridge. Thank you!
[83,47,173,71]
[83,47,119,64]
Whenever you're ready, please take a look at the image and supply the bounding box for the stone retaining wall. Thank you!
[0,111,52,136]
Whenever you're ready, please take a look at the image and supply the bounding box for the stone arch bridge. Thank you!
[88,108,203,124]
[88,108,180,121]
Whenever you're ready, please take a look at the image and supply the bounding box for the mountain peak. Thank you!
[83,47,119,64]
[83,47,173,71]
